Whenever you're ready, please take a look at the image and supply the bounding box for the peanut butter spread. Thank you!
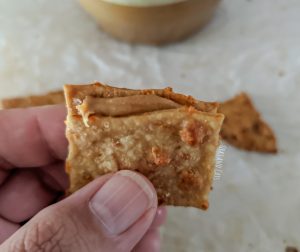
[77,95,181,125]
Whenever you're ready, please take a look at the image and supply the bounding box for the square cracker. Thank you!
[64,82,224,209]
[219,92,277,153]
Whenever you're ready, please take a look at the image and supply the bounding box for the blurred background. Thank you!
[0,0,300,251]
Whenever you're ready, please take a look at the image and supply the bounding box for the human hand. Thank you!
[0,105,166,252]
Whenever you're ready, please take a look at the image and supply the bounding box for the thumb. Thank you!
[1,170,158,252]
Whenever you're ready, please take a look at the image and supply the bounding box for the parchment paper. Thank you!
[0,0,300,251]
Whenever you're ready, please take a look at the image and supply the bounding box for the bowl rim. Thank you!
[98,0,187,7]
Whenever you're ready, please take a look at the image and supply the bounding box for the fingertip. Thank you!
[0,104,67,167]
[150,206,167,229]
[0,170,56,223]
[89,170,157,236]
[117,170,158,208]
[38,163,69,191]
[0,169,9,186]
[34,104,68,160]
[0,217,20,244]
[133,229,160,252]
[157,207,167,224]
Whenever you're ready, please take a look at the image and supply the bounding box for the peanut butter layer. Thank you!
[65,82,219,115]
[77,95,181,118]
[0,83,219,114]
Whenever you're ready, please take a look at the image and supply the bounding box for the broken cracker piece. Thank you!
[219,92,277,153]
[65,82,224,209]
[0,91,65,109]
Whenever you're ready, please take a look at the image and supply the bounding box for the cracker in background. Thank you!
[219,92,277,153]
[0,91,64,109]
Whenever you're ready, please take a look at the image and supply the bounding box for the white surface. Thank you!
[1,0,300,251]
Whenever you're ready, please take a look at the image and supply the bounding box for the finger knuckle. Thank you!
[9,207,85,252]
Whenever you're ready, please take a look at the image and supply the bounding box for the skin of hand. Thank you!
[0,104,167,252]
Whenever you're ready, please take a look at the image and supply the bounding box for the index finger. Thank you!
[0,104,67,168]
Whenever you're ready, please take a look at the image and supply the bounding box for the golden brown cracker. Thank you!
[65,82,224,209]
[219,93,277,153]
[1,91,65,109]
